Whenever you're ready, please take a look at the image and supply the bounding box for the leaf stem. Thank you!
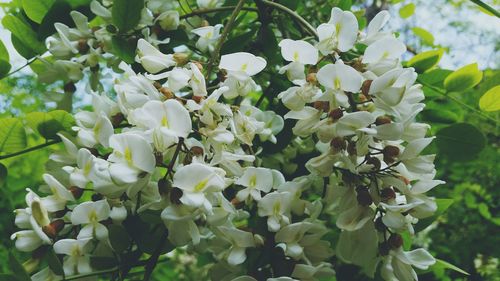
[0,139,60,160]
[469,0,500,18]
[0,57,38,81]
[417,78,499,125]
[205,0,247,79]
[260,0,318,39]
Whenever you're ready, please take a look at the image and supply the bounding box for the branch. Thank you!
[0,57,38,81]
[205,0,247,79]
[180,6,258,19]
[417,78,499,125]
[260,0,318,39]
[469,0,500,18]
[0,139,60,160]
[142,230,169,281]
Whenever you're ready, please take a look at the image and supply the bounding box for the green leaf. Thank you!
[66,0,92,8]
[432,258,470,276]
[0,118,27,154]
[278,0,299,10]
[479,85,500,112]
[22,0,55,23]
[8,253,30,281]
[45,248,64,276]
[444,63,483,92]
[399,3,415,19]
[0,40,10,61]
[112,0,144,32]
[415,199,454,232]
[11,34,37,59]
[48,110,75,131]
[407,49,443,73]
[338,0,353,10]
[0,274,20,281]
[38,0,73,40]
[111,36,137,64]
[436,123,486,161]
[108,224,131,253]
[421,109,460,124]
[0,60,11,79]
[418,69,452,87]
[411,27,434,45]
[2,15,47,56]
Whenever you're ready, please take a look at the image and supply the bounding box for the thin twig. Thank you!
[0,139,60,160]
[0,57,38,80]
[179,6,258,19]
[261,0,318,39]
[205,0,247,79]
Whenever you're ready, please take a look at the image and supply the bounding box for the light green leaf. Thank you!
[407,49,444,73]
[0,118,27,154]
[2,15,47,56]
[444,63,483,92]
[399,3,415,19]
[479,85,500,112]
[112,0,144,32]
[433,259,470,276]
[26,111,70,139]
[412,27,434,45]
[22,0,55,23]
[0,60,11,79]
[48,110,75,131]
[436,123,486,161]
[0,40,10,61]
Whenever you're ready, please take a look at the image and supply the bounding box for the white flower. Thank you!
[278,83,322,111]
[279,39,319,65]
[10,230,45,252]
[218,226,257,265]
[173,163,226,212]
[108,133,156,183]
[275,222,313,259]
[71,200,111,240]
[63,148,95,188]
[335,111,376,137]
[326,7,359,52]
[53,238,93,276]
[258,191,293,232]
[235,167,274,201]
[362,37,406,65]
[197,0,224,9]
[381,248,435,281]
[369,68,416,107]
[31,267,63,281]
[41,174,75,212]
[74,112,114,148]
[156,10,180,31]
[317,61,363,92]
[192,24,223,53]
[361,10,391,45]
[189,62,207,96]
[136,39,176,74]
[219,52,267,80]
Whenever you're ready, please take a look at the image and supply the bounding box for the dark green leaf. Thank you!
[0,118,27,154]
[436,123,486,161]
[418,69,452,87]
[0,60,11,79]
[0,274,20,281]
[11,34,38,59]
[89,256,118,270]
[111,36,137,64]
[108,224,132,253]
[38,0,73,40]
[112,0,144,32]
[414,199,454,232]
[432,258,470,276]
[407,49,443,73]
[0,40,10,61]
[48,110,75,131]
[45,248,64,276]
[0,163,7,186]
[8,253,30,281]
[421,109,460,124]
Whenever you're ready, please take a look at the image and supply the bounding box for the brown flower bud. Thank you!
[388,234,403,249]
[313,101,330,112]
[159,87,174,99]
[380,188,396,201]
[192,95,203,103]
[170,187,183,204]
[63,82,76,93]
[173,53,189,66]
[329,108,344,121]
[42,220,65,239]
[155,152,164,166]
[361,80,373,96]
[366,156,381,170]
[91,193,103,201]
[192,61,203,72]
[379,242,390,256]
[375,116,392,125]
[153,82,163,89]
[190,146,204,156]
[330,137,346,151]
[158,178,170,196]
[383,145,400,163]
[77,39,89,54]
[347,141,357,156]
[69,186,84,199]
[111,113,125,127]
[306,73,317,84]
[357,189,373,206]
[375,217,386,232]
[201,20,210,27]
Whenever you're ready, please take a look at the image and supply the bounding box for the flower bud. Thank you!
[383,145,400,163]
[155,152,164,166]
[170,187,183,204]
[110,205,128,223]
[192,95,203,103]
[361,80,373,96]
[347,141,357,156]
[69,186,84,199]
[379,242,390,256]
[306,73,317,84]
[91,193,103,201]
[111,113,125,127]
[158,10,180,31]
[77,39,89,54]
[173,53,189,66]
[375,116,392,125]
[375,217,386,232]
[201,20,210,27]
[313,101,330,112]
[329,108,343,121]
[42,219,65,239]
[190,146,204,156]
[388,234,403,249]
[356,189,373,206]
[366,156,381,170]
[330,137,346,152]
[159,87,174,99]
[63,82,76,93]
[31,200,50,227]
[158,178,170,196]
[23,258,40,274]
[380,188,396,201]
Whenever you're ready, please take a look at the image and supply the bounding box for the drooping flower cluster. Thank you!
[11,2,439,281]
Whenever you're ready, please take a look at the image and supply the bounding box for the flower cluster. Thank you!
[11,1,440,281]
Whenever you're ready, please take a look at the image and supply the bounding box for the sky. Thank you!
[0,0,499,72]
